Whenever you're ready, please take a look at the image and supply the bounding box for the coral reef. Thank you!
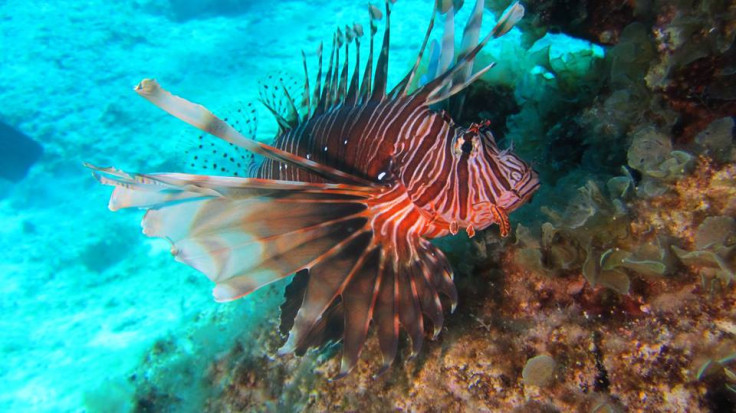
[132,160,733,412]
[506,0,637,46]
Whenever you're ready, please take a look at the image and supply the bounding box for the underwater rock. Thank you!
[133,162,736,411]
[664,48,736,142]
[608,22,656,89]
[696,352,736,399]
[487,0,637,45]
[0,120,43,182]
[515,172,691,299]
[672,215,735,291]
[627,127,673,174]
[646,1,736,142]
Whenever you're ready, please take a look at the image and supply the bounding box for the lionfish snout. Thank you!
[522,168,541,200]
[501,166,540,212]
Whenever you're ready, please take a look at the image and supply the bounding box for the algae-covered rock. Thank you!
[695,216,736,250]
[609,23,656,89]
[672,246,734,289]
[625,127,696,197]
[670,215,736,289]
[627,128,695,182]
[695,351,736,398]
[627,127,671,172]
[493,0,637,45]
[606,174,634,200]
[597,269,631,295]
[695,117,736,163]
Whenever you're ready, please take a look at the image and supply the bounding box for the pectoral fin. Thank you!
[88,165,457,376]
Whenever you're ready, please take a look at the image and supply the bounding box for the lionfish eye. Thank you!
[510,171,522,182]
[453,135,479,157]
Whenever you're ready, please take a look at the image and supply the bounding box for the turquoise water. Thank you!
[3,0,732,411]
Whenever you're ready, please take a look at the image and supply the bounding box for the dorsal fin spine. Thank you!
[330,31,341,107]
[301,51,311,120]
[345,34,361,106]
[390,6,437,98]
[279,79,300,127]
[413,2,525,104]
[317,35,337,115]
[370,0,391,102]
[312,43,324,117]
[260,100,291,132]
[338,37,350,104]
[358,5,378,104]
[438,6,456,79]
[449,0,484,116]
[134,79,372,186]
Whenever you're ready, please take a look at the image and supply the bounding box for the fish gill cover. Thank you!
[0,0,734,412]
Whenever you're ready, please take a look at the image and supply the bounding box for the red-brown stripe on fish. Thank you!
[86,0,538,377]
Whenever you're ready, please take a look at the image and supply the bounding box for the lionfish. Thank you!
[87,0,539,377]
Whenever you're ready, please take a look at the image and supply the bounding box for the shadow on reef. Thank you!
[117,1,735,411]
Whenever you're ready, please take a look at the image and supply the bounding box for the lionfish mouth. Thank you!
[519,171,541,203]
[519,180,541,203]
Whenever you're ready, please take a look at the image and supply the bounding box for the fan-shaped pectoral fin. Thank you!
[278,184,457,377]
[86,164,376,303]
[90,164,458,377]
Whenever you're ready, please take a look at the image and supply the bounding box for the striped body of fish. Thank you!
[87,0,539,376]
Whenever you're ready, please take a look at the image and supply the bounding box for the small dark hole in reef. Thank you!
[704,382,736,412]
[592,331,610,393]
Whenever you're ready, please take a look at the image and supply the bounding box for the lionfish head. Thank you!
[449,121,539,233]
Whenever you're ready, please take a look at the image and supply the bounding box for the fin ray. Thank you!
[283,231,373,353]
[374,257,399,373]
[338,247,381,376]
